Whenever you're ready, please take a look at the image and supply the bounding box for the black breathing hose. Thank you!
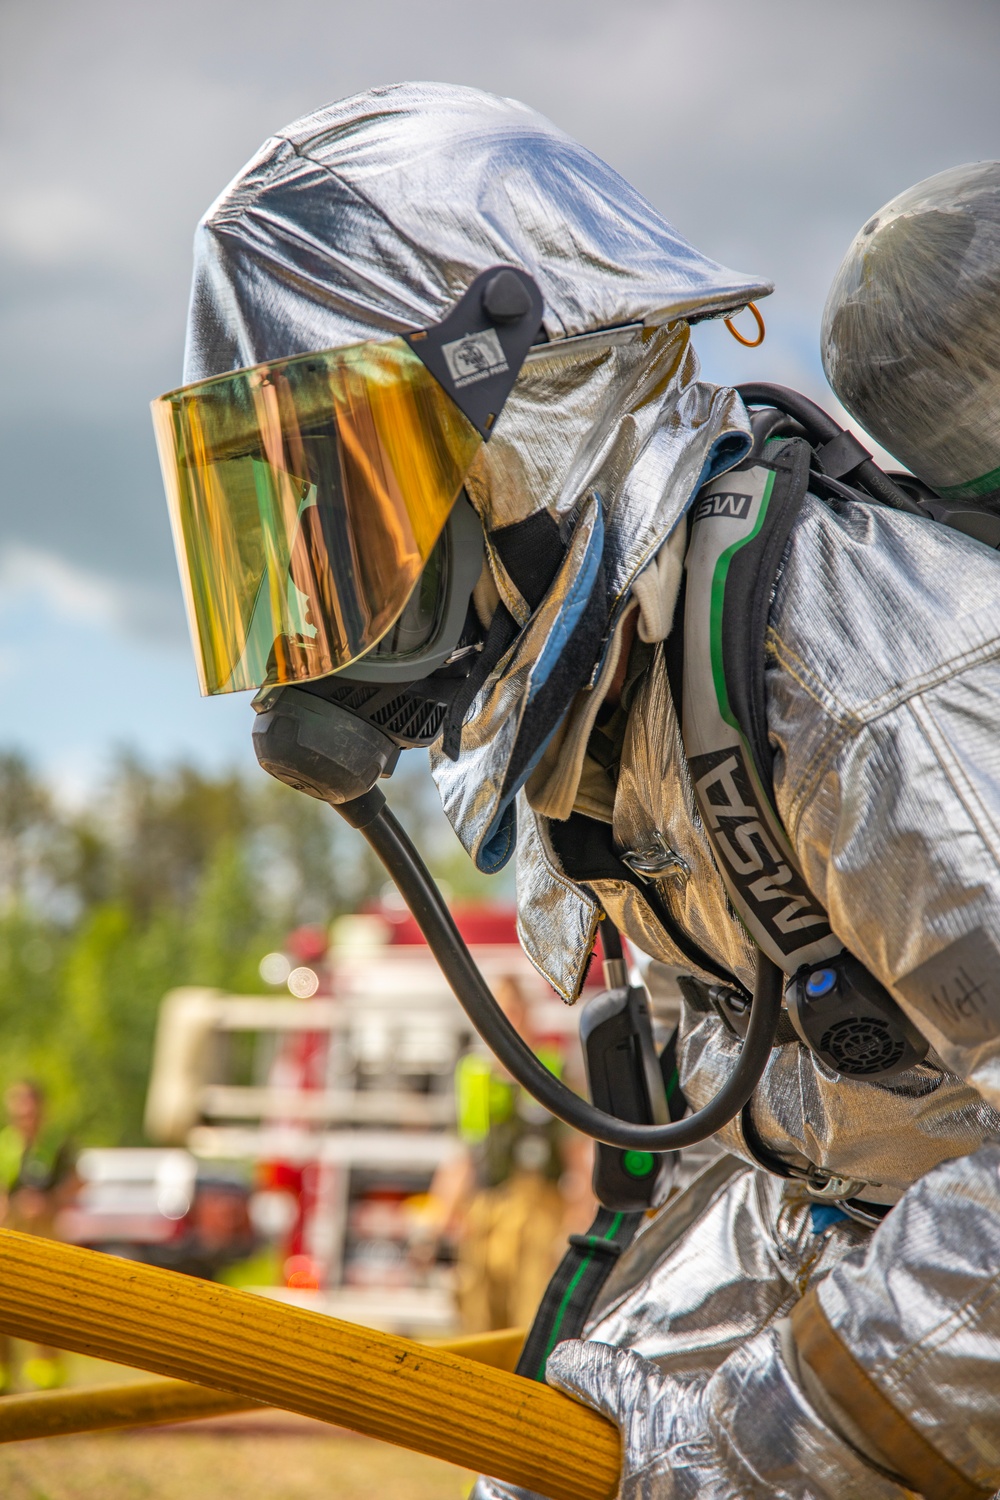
[736,382,925,517]
[338,788,784,1150]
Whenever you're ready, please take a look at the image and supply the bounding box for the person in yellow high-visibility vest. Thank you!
[0,1081,76,1392]
[432,978,580,1334]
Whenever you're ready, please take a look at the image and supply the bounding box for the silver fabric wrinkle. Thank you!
[585,1159,869,1381]
[817,1142,1000,1493]
[431,331,751,866]
[679,1007,1000,1198]
[185,83,771,381]
[472,1329,910,1500]
[611,645,757,990]
[470,1159,889,1500]
[515,796,601,1003]
[543,1327,910,1500]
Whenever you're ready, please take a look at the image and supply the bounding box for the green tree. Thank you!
[0,747,512,1145]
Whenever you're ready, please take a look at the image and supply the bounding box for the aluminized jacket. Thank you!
[500,490,1000,1496]
[178,78,1000,1497]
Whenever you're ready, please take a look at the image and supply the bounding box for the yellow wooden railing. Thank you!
[0,1231,619,1500]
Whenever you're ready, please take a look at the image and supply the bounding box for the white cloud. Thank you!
[0,543,189,647]
[0,184,120,267]
[0,544,125,627]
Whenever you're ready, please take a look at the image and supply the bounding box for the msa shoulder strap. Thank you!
[681,436,928,1081]
[682,438,839,974]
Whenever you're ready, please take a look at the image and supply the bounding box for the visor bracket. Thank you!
[404,265,543,440]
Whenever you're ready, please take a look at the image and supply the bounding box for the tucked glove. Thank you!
[470,1328,910,1500]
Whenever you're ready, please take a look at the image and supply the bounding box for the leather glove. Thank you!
[470,1329,911,1500]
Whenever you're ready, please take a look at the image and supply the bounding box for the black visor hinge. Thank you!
[404,266,544,440]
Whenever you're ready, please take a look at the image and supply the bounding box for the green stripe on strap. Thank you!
[535,1212,624,1380]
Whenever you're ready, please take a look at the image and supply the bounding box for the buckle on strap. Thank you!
[566,1233,626,1261]
[806,1172,868,1202]
[838,1198,894,1228]
[620,834,691,886]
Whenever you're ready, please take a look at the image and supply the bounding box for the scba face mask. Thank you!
[152,267,542,697]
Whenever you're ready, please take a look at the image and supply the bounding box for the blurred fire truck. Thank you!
[142,902,585,1336]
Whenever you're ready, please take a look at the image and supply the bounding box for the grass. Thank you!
[0,1420,476,1499]
[0,1349,477,1499]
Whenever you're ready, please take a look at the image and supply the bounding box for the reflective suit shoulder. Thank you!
[769,492,1000,1115]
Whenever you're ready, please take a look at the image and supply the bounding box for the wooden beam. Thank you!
[0,1232,618,1500]
[0,1327,527,1443]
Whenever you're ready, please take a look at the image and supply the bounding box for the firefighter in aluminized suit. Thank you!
[176,86,1000,1498]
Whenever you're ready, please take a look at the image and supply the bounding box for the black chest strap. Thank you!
[514,1205,643,1382]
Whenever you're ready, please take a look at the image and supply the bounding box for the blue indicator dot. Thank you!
[806,968,838,999]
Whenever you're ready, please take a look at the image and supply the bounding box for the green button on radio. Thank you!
[622,1150,655,1179]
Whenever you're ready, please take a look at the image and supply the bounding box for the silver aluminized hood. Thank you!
[184,81,771,377]
[181,81,769,869]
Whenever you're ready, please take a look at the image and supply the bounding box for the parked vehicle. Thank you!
[142,904,585,1333]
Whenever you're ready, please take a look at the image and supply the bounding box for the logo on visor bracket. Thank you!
[405,265,543,440]
[442,329,509,388]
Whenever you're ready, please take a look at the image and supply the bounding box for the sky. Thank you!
[1,0,999,795]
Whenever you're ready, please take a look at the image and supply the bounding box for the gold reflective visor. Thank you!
[152,338,482,696]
